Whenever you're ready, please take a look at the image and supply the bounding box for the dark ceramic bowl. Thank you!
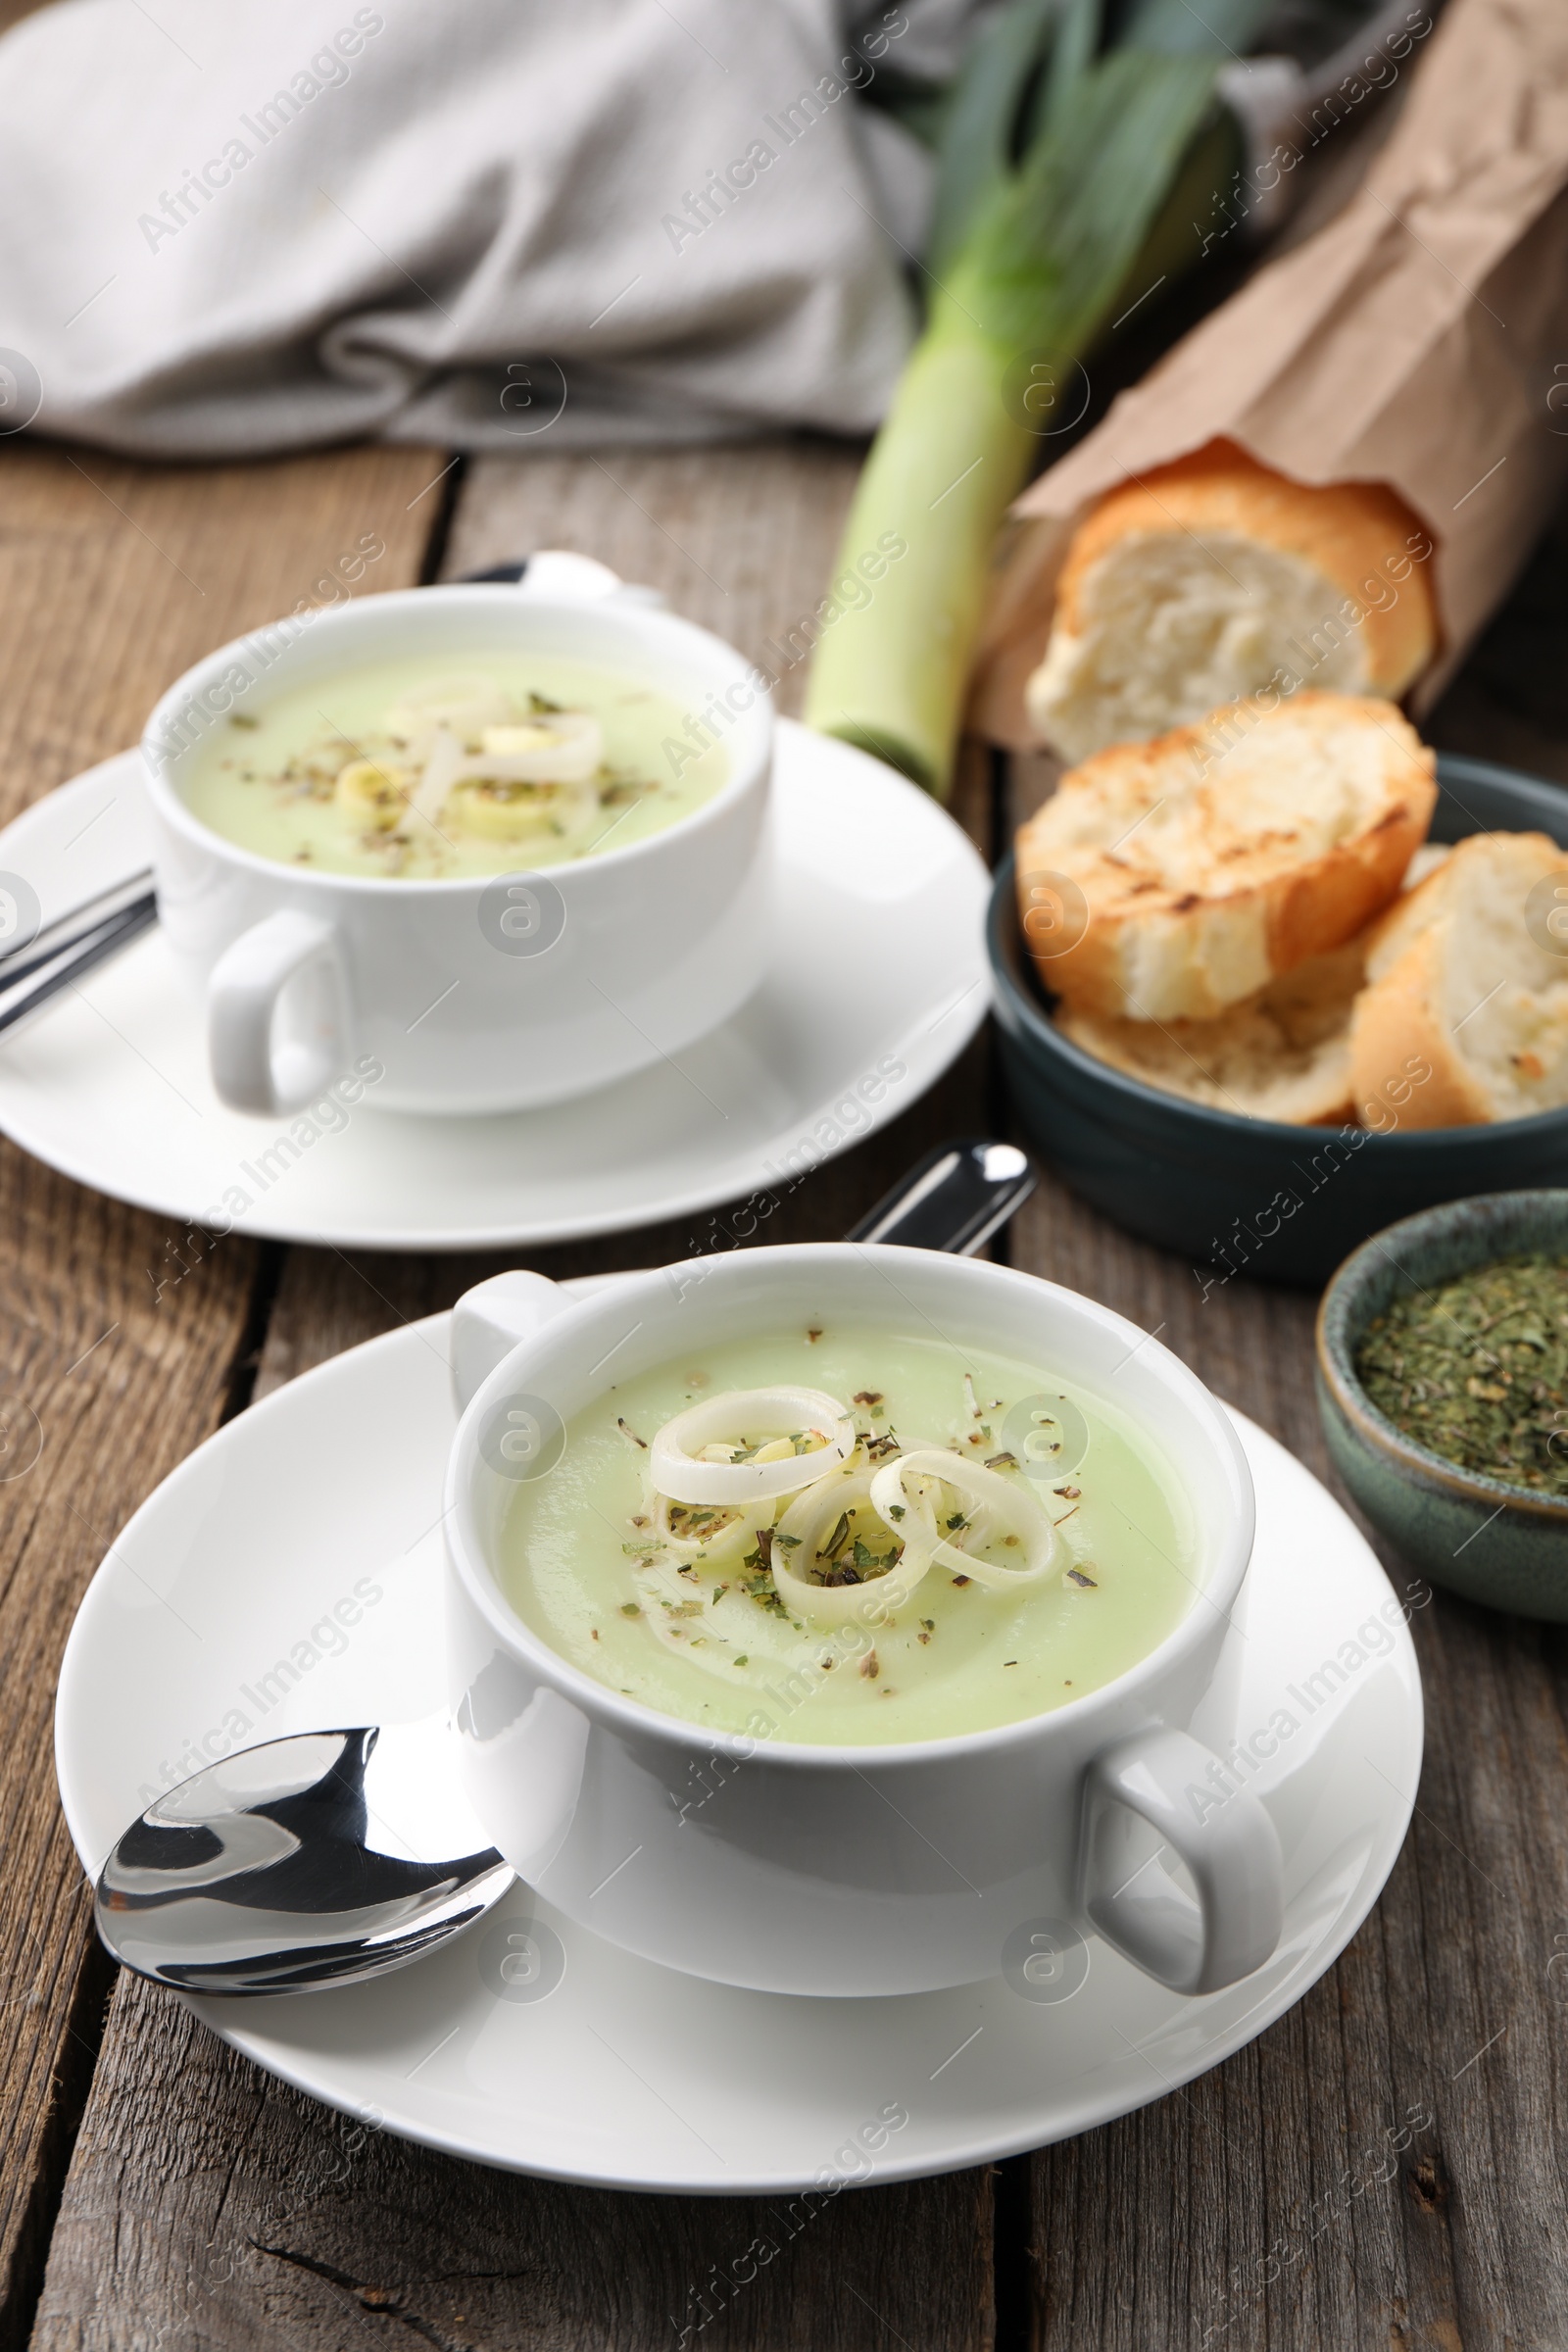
[1316,1192,1568,1616]
[988,753,1568,1283]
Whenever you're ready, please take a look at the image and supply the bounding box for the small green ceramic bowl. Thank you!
[1316,1191,1568,1616]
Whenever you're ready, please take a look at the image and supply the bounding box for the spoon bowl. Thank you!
[95,1717,514,1995]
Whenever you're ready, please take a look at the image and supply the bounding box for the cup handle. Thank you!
[511,549,666,611]
[208,909,353,1115]
[451,1271,578,1415]
[1080,1727,1284,1995]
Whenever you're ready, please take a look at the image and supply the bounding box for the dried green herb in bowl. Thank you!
[1354,1251,1568,1494]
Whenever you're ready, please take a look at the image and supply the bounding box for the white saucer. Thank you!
[56,1274,1423,2194]
[0,723,988,1250]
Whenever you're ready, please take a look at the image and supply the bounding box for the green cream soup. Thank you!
[499,1325,1197,1746]
[180,656,726,880]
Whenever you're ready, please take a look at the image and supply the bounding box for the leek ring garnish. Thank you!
[471,713,603,783]
[868,1448,1057,1589]
[415,716,604,841]
[769,1469,929,1626]
[448,715,606,838]
[406,725,467,831]
[649,1387,855,1506]
[385,675,515,748]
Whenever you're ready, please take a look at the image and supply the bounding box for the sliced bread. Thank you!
[1015,690,1437,1023]
[1057,936,1364,1124]
[1349,832,1568,1125]
[1024,441,1438,763]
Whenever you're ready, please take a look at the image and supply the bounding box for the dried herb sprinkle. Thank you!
[1354,1250,1568,1495]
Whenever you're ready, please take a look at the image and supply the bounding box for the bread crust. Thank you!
[1348,929,1491,1126]
[1348,831,1568,1127]
[1016,691,1437,1022]
[1054,440,1437,700]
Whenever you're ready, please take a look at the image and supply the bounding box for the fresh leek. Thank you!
[804,2,1254,796]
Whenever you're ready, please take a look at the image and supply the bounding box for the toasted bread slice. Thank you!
[1349,832,1568,1125]
[1057,935,1365,1124]
[1023,442,1438,762]
[1016,691,1436,1023]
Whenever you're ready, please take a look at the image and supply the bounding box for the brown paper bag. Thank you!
[969,0,1568,749]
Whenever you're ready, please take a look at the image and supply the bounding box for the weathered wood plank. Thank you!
[446,439,864,716]
[0,441,441,2348]
[37,1972,994,2352]
[0,441,449,808]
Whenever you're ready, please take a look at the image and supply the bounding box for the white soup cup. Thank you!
[141,555,772,1116]
[443,1245,1284,1999]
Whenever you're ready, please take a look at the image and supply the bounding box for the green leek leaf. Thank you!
[925,0,1063,275]
[1123,0,1278,55]
[1039,0,1102,134]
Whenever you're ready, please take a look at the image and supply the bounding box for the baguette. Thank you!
[1349,832,1568,1125]
[1057,937,1364,1125]
[1024,441,1438,763]
[1016,691,1436,1023]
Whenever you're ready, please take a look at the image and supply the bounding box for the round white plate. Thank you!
[0,722,988,1250]
[56,1276,1423,2195]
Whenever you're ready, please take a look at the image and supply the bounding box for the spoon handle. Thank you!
[844,1139,1036,1256]
[0,891,159,1037]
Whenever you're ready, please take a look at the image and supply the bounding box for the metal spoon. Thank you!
[94,1137,1037,1995]
[95,1717,514,1996]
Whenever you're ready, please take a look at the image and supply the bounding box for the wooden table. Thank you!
[1,421,1566,2352]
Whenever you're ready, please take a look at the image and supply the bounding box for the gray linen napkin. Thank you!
[0,0,941,457]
